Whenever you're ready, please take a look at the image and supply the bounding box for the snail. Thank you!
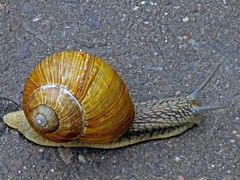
[3,51,224,149]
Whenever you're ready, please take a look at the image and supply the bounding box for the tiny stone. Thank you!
[0,3,6,10]
[78,154,87,164]
[133,6,139,11]
[174,156,181,162]
[50,169,54,173]
[175,91,181,96]
[182,16,189,22]
[115,175,121,179]
[140,1,146,5]
[232,130,237,134]
[58,148,74,165]
[233,117,240,124]
[183,35,188,40]
[38,148,44,153]
[33,15,42,22]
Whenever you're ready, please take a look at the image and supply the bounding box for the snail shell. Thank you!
[22,51,134,143]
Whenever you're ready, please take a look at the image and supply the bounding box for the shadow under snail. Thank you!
[3,51,224,149]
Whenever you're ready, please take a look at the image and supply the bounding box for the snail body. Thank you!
[3,51,223,148]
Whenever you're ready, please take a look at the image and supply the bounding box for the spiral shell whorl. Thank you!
[24,85,84,142]
[32,104,59,132]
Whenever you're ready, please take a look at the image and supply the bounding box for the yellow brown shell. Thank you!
[22,51,135,144]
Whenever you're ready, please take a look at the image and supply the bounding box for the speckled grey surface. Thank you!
[0,0,239,179]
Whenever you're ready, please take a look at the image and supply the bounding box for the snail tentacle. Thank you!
[189,63,222,100]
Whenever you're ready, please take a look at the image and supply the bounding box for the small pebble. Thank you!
[183,35,188,40]
[115,175,121,179]
[175,91,181,96]
[33,15,42,22]
[233,117,240,124]
[58,148,74,165]
[133,6,139,11]
[0,3,6,10]
[182,16,189,22]
[140,1,146,5]
[78,154,87,164]
[38,148,44,153]
[174,156,181,162]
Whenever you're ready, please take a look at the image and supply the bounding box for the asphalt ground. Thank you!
[0,0,239,179]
